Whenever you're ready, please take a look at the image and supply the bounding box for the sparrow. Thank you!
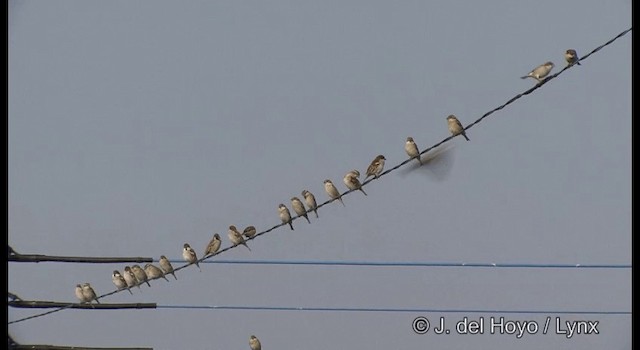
[301,190,319,218]
[290,197,310,224]
[81,283,100,304]
[183,243,201,271]
[365,155,386,180]
[204,233,222,257]
[520,61,555,82]
[159,255,177,280]
[405,137,422,165]
[243,226,257,239]
[343,170,367,196]
[145,263,169,282]
[447,115,470,141]
[131,264,151,287]
[249,335,262,350]
[565,49,581,66]
[123,266,140,290]
[228,225,251,251]
[324,179,345,206]
[112,270,133,295]
[75,284,87,303]
[278,203,295,230]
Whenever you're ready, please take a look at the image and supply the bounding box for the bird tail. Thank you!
[313,209,319,218]
[359,188,368,196]
[243,242,252,251]
[463,133,470,141]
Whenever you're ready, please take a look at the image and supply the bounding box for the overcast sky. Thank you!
[8,1,631,349]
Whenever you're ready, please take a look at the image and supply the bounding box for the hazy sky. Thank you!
[8,1,631,349]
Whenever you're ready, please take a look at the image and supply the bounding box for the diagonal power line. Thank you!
[8,26,631,326]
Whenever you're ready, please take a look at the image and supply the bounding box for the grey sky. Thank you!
[8,1,631,349]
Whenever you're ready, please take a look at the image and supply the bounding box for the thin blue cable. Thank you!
[164,259,631,269]
[157,305,630,315]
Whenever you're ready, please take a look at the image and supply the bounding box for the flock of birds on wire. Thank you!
[70,49,582,349]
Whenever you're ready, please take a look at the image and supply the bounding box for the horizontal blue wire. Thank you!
[157,305,630,315]
[163,259,631,269]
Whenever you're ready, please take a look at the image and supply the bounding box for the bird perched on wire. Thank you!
[343,170,367,196]
[112,270,133,295]
[243,226,257,239]
[159,255,177,280]
[145,263,169,282]
[301,190,319,218]
[324,179,345,206]
[131,264,151,287]
[278,203,295,230]
[123,266,140,290]
[365,155,386,180]
[405,137,422,165]
[564,49,581,66]
[520,61,554,82]
[447,115,470,141]
[182,243,201,271]
[204,233,222,257]
[228,225,251,251]
[81,283,100,304]
[249,335,262,350]
[290,197,310,224]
